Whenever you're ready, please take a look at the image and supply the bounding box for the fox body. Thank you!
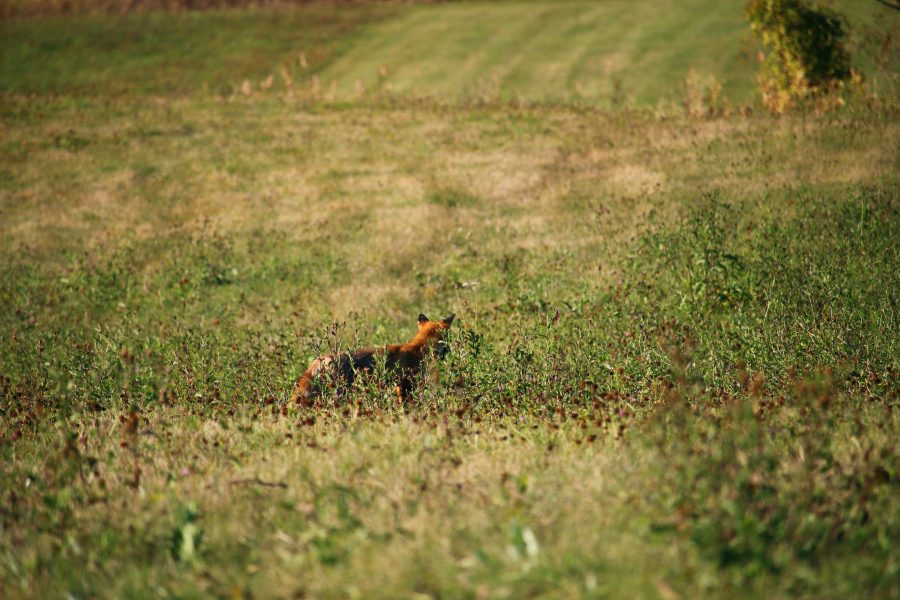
[292,313,454,404]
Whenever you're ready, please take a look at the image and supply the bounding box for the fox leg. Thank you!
[396,375,414,405]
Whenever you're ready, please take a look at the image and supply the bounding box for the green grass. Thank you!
[319,0,752,104]
[2,1,896,103]
[0,5,394,95]
[1,2,899,598]
[286,0,898,105]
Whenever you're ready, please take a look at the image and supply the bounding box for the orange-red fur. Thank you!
[291,314,454,404]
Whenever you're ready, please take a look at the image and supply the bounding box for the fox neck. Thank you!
[400,330,435,355]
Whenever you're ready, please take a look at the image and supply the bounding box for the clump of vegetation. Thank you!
[745,0,854,112]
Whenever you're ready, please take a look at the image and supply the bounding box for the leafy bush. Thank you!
[745,0,853,112]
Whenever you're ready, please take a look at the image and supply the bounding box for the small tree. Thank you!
[745,0,852,112]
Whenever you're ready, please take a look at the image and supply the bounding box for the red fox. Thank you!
[291,313,455,404]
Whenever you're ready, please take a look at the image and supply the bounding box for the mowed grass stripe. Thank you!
[320,0,753,104]
[612,1,746,103]
[0,6,395,95]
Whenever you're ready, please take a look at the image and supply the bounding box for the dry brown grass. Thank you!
[3,98,895,307]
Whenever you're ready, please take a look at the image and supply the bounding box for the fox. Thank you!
[291,313,455,405]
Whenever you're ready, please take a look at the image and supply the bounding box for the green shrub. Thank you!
[745,0,853,112]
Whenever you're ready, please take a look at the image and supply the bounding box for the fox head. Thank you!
[416,313,455,358]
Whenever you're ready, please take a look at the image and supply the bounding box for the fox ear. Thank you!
[418,313,429,324]
[443,314,455,326]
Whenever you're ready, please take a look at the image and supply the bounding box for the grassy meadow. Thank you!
[1,1,899,598]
